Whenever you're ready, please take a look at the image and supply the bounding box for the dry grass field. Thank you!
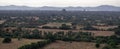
[43,41,105,49]
[0,38,42,49]
[93,26,117,30]
[39,22,118,30]
[39,22,72,28]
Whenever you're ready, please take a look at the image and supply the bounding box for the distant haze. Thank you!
[0,5,120,11]
[0,0,120,7]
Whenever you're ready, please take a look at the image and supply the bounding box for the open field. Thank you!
[0,38,42,49]
[93,26,118,30]
[43,41,105,49]
[39,22,117,30]
[39,22,84,29]
[39,22,72,28]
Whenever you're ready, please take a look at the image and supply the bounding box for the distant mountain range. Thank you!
[0,5,120,11]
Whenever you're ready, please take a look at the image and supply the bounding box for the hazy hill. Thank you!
[0,5,119,11]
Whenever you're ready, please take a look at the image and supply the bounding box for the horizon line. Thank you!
[0,4,120,7]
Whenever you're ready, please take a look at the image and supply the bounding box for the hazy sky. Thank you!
[0,0,120,7]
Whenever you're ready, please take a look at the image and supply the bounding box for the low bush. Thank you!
[2,37,12,43]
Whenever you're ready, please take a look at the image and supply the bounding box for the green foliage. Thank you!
[18,40,53,49]
[54,31,64,40]
[31,29,41,39]
[107,39,117,47]
[61,31,93,42]
[18,36,21,40]
[115,29,120,35]
[82,25,98,30]
[2,37,12,43]
[95,43,100,48]
[44,32,56,42]
[42,26,52,29]
[22,29,42,39]
[95,36,108,43]
[42,26,58,29]
[114,25,120,35]
[59,24,71,30]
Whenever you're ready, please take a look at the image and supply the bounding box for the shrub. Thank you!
[42,26,52,29]
[18,40,54,49]
[59,24,71,30]
[2,37,12,43]
[95,43,100,48]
